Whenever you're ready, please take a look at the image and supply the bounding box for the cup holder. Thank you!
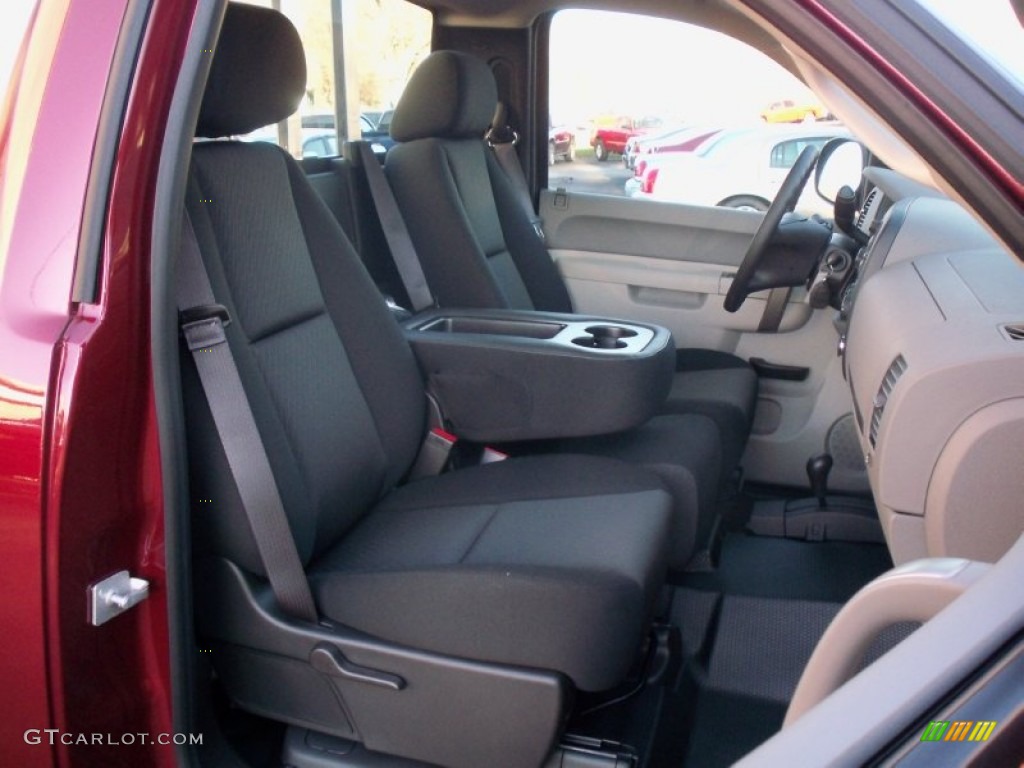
[572,325,639,350]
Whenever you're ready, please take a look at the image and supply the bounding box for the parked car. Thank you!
[241,113,390,158]
[299,129,339,158]
[363,110,396,151]
[624,127,723,196]
[632,123,851,215]
[2,2,1022,768]
[548,124,575,164]
[622,125,720,169]
[239,125,336,157]
[590,114,662,161]
[360,109,385,129]
[304,112,397,154]
[760,98,829,123]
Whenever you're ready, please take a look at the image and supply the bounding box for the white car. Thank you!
[634,123,850,216]
[623,125,722,169]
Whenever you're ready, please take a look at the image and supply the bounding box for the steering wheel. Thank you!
[724,145,820,312]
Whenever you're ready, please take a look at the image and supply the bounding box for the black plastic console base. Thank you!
[282,727,432,767]
[544,735,638,768]
[283,727,639,768]
[404,309,674,442]
[746,496,884,544]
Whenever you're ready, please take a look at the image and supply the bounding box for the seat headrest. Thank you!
[389,51,497,143]
[197,3,307,138]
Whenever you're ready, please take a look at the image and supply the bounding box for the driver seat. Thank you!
[383,51,759,480]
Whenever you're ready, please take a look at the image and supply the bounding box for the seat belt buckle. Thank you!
[480,447,508,464]
[382,295,413,322]
[179,303,231,328]
[179,303,232,350]
[409,427,458,480]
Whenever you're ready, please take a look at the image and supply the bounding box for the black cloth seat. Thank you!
[184,2,672,696]
[310,454,670,690]
[384,50,758,478]
[557,412,721,565]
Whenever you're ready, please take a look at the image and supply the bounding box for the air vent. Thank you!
[869,354,907,447]
[1002,323,1024,341]
[856,188,880,233]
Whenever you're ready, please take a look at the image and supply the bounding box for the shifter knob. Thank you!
[806,453,834,509]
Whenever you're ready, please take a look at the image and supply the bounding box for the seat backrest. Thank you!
[183,3,426,576]
[302,155,412,307]
[386,50,573,314]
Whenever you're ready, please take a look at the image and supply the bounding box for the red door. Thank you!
[0,0,194,764]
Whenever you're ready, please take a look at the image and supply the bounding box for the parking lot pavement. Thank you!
[549,156,632,197]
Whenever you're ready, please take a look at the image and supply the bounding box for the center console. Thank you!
[404,309,675,442]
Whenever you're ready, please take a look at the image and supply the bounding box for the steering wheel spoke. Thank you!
[724,145,827,312]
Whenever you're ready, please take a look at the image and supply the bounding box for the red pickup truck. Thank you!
[589,115,662,161]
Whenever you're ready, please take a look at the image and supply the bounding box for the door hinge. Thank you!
[88,570,150,626]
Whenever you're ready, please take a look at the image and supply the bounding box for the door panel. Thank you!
[540,188,868,492]
[542,189,759,266]
[553,249,813,347]
[736,312,867,492]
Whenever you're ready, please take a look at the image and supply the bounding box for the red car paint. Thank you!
[590,116,661,159]
[0,0,192,765]
[0,0,1020,766]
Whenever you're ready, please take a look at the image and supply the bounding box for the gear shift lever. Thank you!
[806,453,833,509]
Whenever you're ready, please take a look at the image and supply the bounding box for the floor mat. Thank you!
[649,533,897,767]
[706,595,841,703]
[680,533,893,602]
[682,689,786,768]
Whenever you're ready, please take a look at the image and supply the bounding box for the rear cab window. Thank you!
[228,0,430,159]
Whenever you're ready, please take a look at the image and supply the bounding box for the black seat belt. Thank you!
[352,141,435,313]
[177,212,318,623]
[486,102,545,241]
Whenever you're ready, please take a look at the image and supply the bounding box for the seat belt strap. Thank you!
[177,213,318,623]
[353,141,435,312]
[487,131,546,241]
[758,286,792,332]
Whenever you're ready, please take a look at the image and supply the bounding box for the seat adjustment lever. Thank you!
[310,643,406,690]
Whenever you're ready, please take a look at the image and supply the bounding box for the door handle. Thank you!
[750,357,810,381]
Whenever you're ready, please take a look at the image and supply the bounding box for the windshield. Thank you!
[1,1,34,95]
[916,0,1023,88]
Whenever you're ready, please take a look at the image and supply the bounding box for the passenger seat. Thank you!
[180,5,673,766]
[384,51,759,481]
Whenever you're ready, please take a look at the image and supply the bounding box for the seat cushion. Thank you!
[667,352,758,476]
[309,454,672,691]
[560,414,722,568]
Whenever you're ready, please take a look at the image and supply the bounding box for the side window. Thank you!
[769,137,831,169]
[229,0,430,159]
[549,10,843,216]
[771,140,803,169]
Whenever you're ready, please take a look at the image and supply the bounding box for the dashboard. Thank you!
[837,168,1024,565]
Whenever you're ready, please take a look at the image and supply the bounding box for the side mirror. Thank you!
[815,138,866,203]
